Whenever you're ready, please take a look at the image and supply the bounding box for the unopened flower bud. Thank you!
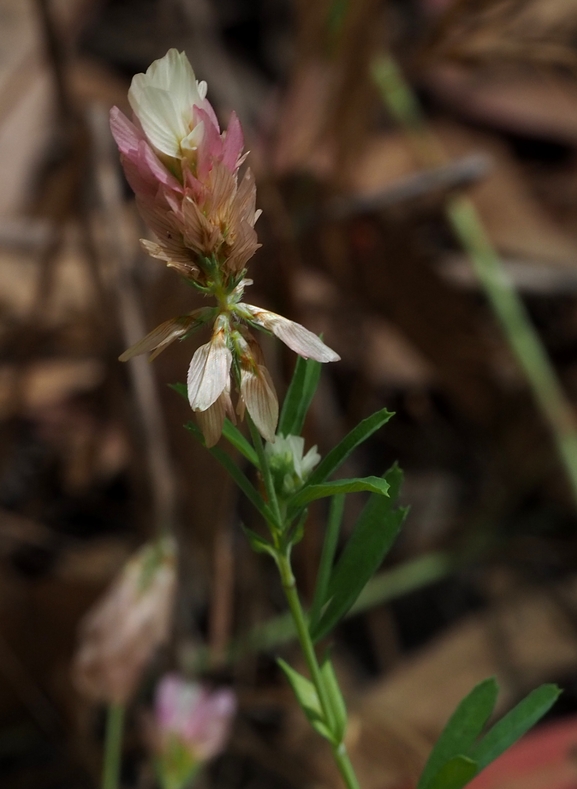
[265,434,321,497]
[150,674,236,789]
[73,538,177,705]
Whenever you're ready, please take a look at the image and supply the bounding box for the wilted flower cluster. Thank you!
[149,673,236,789]
[73,537,176,705]
[111,49,339,446]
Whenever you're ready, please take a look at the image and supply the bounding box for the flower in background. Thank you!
[111,49,339,447]
[150,674,236,789]
[73,538,177,705]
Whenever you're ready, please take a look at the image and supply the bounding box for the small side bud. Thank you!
[265,434,321,497]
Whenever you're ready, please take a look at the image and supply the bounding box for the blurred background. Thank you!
[4,0,577,787]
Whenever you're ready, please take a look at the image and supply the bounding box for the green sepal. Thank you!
[277,659,335,743]
[241,525,277,558]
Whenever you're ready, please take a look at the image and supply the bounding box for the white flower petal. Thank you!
[187,335,232,412]
[128,49,202,157]
[240,305,340,363]
[129,86,188,157]
[180,120,205,152]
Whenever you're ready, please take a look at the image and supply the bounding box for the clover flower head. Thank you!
[150,673,236,789]
[111,50,340,446]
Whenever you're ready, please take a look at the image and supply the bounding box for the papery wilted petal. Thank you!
[187,327,232,412]
[196,383,235,447]
[239,343,278,443]
[239,305,340,362]
[119,310,213,362]
[73,538,177,705]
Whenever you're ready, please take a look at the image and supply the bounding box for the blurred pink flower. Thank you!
[151,673,236,789]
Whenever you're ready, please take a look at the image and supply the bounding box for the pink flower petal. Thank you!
[221,111,244,172]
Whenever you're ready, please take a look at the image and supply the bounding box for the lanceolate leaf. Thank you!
[307,408,394,487]
[417,678,499,789]
[278,356,321,437]
[427,757,478,789]
[470,684,561,771]
[309,495,345,629]
[309,464,407,642]
[222,420,258,466]
[321,655,347,743]
[185,421,276,526]
[289,476,390,511]
[171,383,258,465]
[277,659,334,743]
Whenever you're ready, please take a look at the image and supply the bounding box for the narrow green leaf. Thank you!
[241,525,276,557]
[277,659,334,742]
[278,356,322,437]
[309,495,345,631]
[321,655,347,743]
[171,384,258,466]
[169,382,188,400]
[427,757,478,789]
[310,464,406,643]
[185,422,276,526]
[222,420,258,466]
[307,408,394,487]
[470,684,561,771]
[417,678,499,789]
[290,476,390,510]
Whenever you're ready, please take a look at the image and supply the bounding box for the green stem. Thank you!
[373,54,577,510]
[102,703,125,789]
[245,417,362,789]
[246,414,284,528]
[277,551,361,789]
